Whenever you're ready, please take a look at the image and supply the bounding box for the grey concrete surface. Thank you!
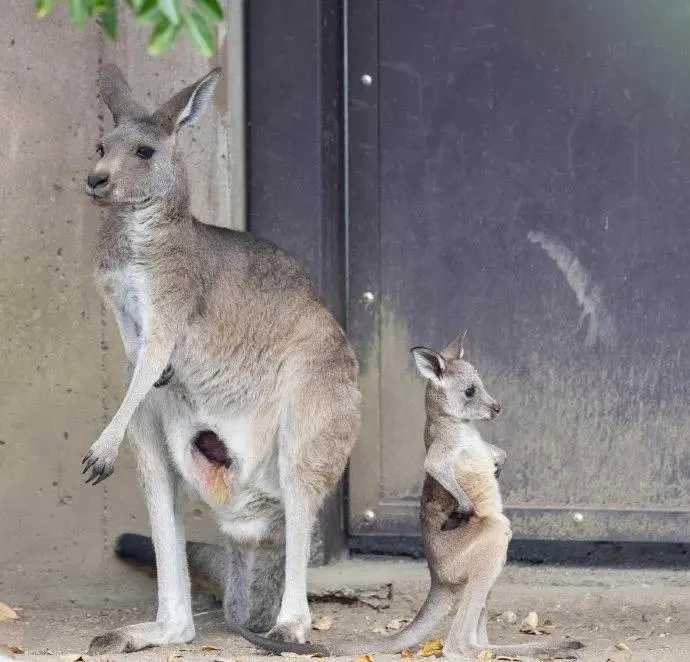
[1,556,689,661]
[0,3,241,584]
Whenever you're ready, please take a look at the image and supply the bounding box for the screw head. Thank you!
[572,512,584,523]
[360,73,373,86]
[362,291,375,304]
[363,509,376,522]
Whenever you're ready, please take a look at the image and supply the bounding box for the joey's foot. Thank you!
[266,617,310,644]
[81,437,119,485]
[88,621,194,654]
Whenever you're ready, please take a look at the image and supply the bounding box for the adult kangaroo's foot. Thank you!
[88,621,194,654]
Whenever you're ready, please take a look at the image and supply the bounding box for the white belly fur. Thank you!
[141,386,283,543]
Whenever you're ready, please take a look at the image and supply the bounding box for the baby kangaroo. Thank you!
[238,332,582,658]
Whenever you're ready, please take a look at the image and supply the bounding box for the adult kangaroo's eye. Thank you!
[136,145,155,160]
[464,385,476,398]
[96,143,104,158]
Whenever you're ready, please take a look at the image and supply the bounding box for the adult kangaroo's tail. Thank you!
[115,533,226,601]
[235,580,456,656]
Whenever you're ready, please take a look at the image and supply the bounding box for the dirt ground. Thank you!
[1,555,688,662]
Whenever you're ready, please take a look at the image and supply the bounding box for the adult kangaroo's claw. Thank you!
[81,439,118,486]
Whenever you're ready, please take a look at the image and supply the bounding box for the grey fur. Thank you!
[237,333,582,658]
[83,65,360,653]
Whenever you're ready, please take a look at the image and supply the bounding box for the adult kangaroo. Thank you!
[82,65,360,654]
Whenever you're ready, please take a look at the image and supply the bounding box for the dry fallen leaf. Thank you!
[354,656,374,662]
[519,613,554,635]
[497,610,517,625]
[418,639,443,657]
[385,618,410,631]
[400,649,413,658]
[519,611,538,630]
[615,642,630,652]
[4,644,25,654]
[495,657,520,661]
[476,650,493,660]
[0,603,19,622]
[312,615,334,631]
[201,645,222,652]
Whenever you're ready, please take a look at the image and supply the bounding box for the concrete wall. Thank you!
[0,3,243,593]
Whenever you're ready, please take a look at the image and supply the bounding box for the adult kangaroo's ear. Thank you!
[411,347,446,383]
[98,64,147,125]
[442,329,467,360]
[153,68,222,135]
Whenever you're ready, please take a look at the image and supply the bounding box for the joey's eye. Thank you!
[136,145,155,160]
[96,143,104,158]
[464,385,476,398]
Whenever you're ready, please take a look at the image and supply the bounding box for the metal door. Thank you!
[347,0,690,549]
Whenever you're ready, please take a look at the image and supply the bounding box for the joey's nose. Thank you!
[490,402,502,417]
[87,173,109,190]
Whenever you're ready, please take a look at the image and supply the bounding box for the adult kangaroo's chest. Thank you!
[99,263,150,362]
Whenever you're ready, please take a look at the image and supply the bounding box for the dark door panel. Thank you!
[348,0,690,545]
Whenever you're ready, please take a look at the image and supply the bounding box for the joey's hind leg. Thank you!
[223,541,285,633]
[443,582,491,657]
[88,408,194,654]
[476,607,489,647]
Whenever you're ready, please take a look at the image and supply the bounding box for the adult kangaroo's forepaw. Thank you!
[81,439,118,485]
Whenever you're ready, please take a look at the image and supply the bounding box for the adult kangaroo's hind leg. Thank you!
[268,371,360,644]
[88,404,194,654]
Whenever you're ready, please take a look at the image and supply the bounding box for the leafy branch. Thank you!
[35,0,224,57]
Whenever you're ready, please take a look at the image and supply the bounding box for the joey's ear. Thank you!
[98,64,147,124]
[443,329,467,360]
[411,347,446,382]
[153,68,221,135]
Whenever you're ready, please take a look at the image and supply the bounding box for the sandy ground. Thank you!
[1,555,688,662]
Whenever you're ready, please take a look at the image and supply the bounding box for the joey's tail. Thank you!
[235,580,456,656]
[115,533,226,601]
[470,640,585,657]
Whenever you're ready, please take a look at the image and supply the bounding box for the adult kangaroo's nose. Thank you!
[491,401,502,416]
[87,173,109,189]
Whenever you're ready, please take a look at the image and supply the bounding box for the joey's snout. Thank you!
[489,400,502,419]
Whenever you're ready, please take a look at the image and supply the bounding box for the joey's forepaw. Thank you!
[81,442,118,485]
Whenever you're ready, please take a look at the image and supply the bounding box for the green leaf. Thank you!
[68,0,88,27]
[157,0,181,25]
[183,9,215,57]
[194,0,224,23]
[35,0,55,18]
[148,16,180,55]
[99,3,118,39]
[134,0,162,22]
[182,9,216,57]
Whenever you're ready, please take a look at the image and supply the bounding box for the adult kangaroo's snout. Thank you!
[87,172,109,192]
[490,401,502,418]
